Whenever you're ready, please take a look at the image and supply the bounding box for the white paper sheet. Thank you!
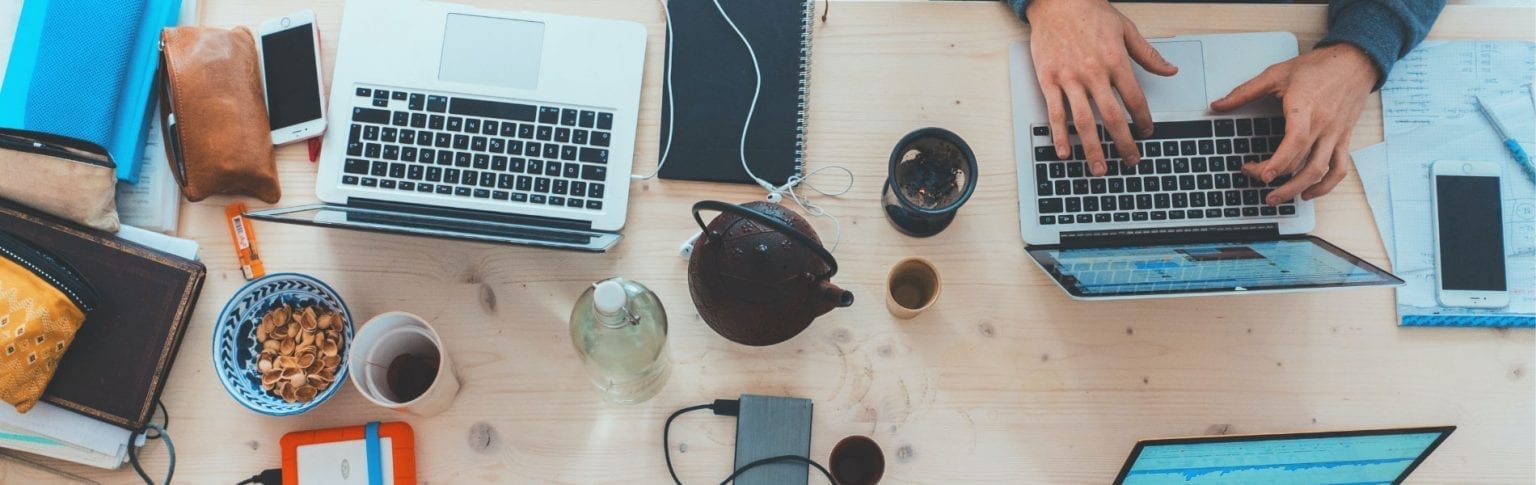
[116,224,199,260]
[1383,81,1536,326]
[0,402,131,469]
[1352,143,1393,262]
[115,116,181,234]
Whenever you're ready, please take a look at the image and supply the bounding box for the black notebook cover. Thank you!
[0,200,205,430]
[659,0,814,185]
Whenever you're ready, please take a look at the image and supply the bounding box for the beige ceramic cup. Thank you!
[886,257,941,319]
[348,312,460,417]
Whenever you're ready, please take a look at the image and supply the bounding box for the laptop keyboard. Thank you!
[1031,118,1298,226]
[343,86,615,212]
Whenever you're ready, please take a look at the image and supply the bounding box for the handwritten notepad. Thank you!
[1383,41,1536,135]
[1380,40,1536,328]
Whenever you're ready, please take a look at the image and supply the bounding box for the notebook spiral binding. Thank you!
[794,0,815,177]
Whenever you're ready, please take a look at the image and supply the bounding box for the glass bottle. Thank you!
[569,277,670,404]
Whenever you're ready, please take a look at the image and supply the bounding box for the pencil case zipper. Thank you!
[0,128,116,169]
[0,231,99,313]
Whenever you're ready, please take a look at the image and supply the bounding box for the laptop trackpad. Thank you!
[1133,41,1206,113]
[439,14,545,90]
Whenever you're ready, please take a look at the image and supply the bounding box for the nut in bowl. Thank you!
[213,273,353,416]
[254,305,344,403]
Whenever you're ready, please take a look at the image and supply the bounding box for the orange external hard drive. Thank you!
[281,421,416,485]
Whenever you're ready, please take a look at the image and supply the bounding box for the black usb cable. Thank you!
[664,399,833,485]
[236,468,283,485]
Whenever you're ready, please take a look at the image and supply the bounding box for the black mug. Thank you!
[830,435,885,485]
[882,127,978,237]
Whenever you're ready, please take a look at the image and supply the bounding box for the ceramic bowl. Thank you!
[213,273,353,416]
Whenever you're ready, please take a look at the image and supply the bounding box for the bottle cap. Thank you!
[593,280,627,316]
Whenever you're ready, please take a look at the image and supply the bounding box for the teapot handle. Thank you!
[692,200,839,278]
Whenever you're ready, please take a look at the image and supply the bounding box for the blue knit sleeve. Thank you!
[1318,0,1446,90]
[1006,0,1030,22]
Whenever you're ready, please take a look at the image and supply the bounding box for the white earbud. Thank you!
[679,230,702,259]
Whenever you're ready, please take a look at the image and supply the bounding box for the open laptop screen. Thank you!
[1113,427,1455,484]
[1028,236,1401,299]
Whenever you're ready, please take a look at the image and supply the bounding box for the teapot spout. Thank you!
[817,280,855,309]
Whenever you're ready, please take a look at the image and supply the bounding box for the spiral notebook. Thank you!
[658,0,814,186]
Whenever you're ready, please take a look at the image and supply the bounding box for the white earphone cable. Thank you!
[634,0,678,181]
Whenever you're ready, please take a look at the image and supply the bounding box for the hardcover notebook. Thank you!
[658,0,814,185]
[0,200,205,430]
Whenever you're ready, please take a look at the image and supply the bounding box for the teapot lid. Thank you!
[691,200,839,278]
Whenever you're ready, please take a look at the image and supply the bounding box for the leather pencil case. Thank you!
[158,26,280,203]
[0,128,120,232]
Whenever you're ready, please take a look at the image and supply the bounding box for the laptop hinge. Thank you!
[348,197,598,232]
[1058,223,1281,249]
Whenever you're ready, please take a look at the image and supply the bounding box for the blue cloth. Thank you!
[0,0,182,182]
[1004,0,1446,90]
[17,0,145,149]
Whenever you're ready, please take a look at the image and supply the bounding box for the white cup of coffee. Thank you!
[886,257,941,319]
[348,312,460,416]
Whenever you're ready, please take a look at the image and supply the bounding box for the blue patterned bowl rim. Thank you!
[212,273,353,416]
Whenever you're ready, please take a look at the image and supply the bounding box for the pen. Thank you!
[1475,94,1536,182]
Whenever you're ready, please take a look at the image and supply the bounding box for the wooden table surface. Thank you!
[4,1,1534,483]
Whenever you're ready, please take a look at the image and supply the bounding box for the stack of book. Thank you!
[0,205,204,469]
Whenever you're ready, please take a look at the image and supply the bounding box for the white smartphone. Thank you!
[258,10,326,145]
[1430,160,1510,308]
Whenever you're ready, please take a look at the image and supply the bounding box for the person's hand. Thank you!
[1025,0,1178,175]
[1210,44,1378,205]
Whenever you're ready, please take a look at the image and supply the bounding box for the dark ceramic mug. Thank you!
[830,435,885,485]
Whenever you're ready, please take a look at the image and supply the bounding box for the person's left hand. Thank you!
[1210,44,1378,205]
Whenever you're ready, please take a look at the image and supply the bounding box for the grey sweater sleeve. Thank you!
[1001,0,1446,89]
[1317,0,1445,90]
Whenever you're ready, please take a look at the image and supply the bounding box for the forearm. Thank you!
[1318,0,1446,90]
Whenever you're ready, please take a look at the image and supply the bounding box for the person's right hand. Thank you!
[1025,0,1179,175]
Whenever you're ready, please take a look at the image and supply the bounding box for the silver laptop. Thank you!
[248,0,645,252]
[1009,33,1401,299]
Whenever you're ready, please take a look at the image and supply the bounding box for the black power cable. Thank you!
[721,455,834,485]
[664,400,834,485]
[236,468,283,485]
[129,399,174,484]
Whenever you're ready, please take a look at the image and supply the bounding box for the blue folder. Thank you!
[0,0,182,182]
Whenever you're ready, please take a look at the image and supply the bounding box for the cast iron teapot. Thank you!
[688,200,854,346]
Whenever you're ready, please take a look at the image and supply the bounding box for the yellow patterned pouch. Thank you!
[0,230,97,413]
